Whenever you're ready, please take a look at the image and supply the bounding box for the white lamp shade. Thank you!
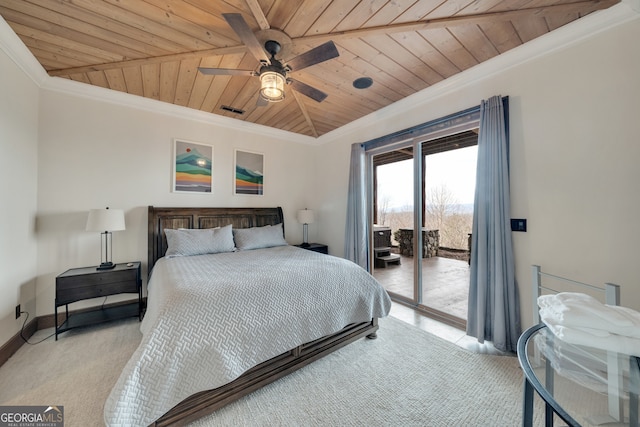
[86,208,126,232]
[296,209,315,225]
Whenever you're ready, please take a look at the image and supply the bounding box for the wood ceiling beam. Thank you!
[295,0,618,45]
[47,0,616,77]
[291,90,318,138]
[245,0,270,30]
[47,45,247,76]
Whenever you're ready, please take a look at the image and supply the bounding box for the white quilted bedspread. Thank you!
[104,245,391,426]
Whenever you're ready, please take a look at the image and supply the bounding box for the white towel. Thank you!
[543,315,640,357]
[538,292,640,339]
[533,333,610,394]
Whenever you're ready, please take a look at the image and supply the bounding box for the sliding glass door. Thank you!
[369,122,478,328]
[372,144,416,302]
[371,138,424,307]
[420,145,477,323]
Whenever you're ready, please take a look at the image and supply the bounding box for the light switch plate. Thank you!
[511,219,527,232]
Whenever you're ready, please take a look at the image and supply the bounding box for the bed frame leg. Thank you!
[366,318,379,339]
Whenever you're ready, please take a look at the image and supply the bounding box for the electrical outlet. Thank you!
[15,304,20,319]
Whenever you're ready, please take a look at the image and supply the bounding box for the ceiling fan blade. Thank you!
[198,68,255,76]
[286,41,339,72]
[223,13,270,63]
[290,79,327,102]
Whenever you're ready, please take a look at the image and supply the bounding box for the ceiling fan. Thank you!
[198,13,339,105]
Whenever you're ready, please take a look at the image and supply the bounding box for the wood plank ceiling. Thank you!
[0,0,619,138]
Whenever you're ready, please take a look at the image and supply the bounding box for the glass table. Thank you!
[518,324,640,427]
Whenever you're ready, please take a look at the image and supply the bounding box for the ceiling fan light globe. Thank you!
[260,71,286,102]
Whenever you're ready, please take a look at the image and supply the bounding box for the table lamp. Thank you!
[86,207,125,270]
[296,209,315,248]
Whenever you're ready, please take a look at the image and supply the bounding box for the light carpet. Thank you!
[0,316,541,426]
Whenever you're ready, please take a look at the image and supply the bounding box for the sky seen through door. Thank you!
[377,145,478,212]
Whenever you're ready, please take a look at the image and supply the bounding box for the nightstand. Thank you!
[55,262,142,340]
[296,243,328,254]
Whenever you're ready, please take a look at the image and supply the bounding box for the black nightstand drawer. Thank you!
[56,265,139,305]
[296,243,328,254]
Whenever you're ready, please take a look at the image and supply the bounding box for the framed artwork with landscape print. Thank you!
[234,149,264,196]
[172,139,213,193]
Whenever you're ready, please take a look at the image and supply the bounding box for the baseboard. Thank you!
[0,298,145,369]
[0,317,38,367]
[37,309,79,330]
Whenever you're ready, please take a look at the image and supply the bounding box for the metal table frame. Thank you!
[518,323,640,427]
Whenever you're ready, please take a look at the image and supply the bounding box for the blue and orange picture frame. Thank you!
[173,139,213,193]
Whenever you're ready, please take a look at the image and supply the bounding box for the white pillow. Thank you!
[165,224,235,257]
[233,223,287,251]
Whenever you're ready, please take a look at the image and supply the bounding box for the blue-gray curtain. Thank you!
[467,95,520,352]
[344,143,370,270]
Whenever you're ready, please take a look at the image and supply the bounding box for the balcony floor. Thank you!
[373,253,470,322]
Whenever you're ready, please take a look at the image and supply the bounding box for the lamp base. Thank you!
[300,242,310,248]
[96,262,116,271]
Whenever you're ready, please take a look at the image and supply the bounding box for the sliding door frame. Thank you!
[412,136,424,304]
[364,106,481,325]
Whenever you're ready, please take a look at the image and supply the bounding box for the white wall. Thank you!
[0,47,39,345]
[35,89,317,316]
[316,11,640,329]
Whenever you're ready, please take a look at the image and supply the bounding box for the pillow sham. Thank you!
[232,223,287,251]
[165,224,235,257]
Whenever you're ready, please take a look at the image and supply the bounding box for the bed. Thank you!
[103,206,391,426]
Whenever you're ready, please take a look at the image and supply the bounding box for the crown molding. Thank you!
[316,2,639,145]
[0,15,48,86]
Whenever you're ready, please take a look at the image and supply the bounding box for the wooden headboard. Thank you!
[147,206,284,271]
